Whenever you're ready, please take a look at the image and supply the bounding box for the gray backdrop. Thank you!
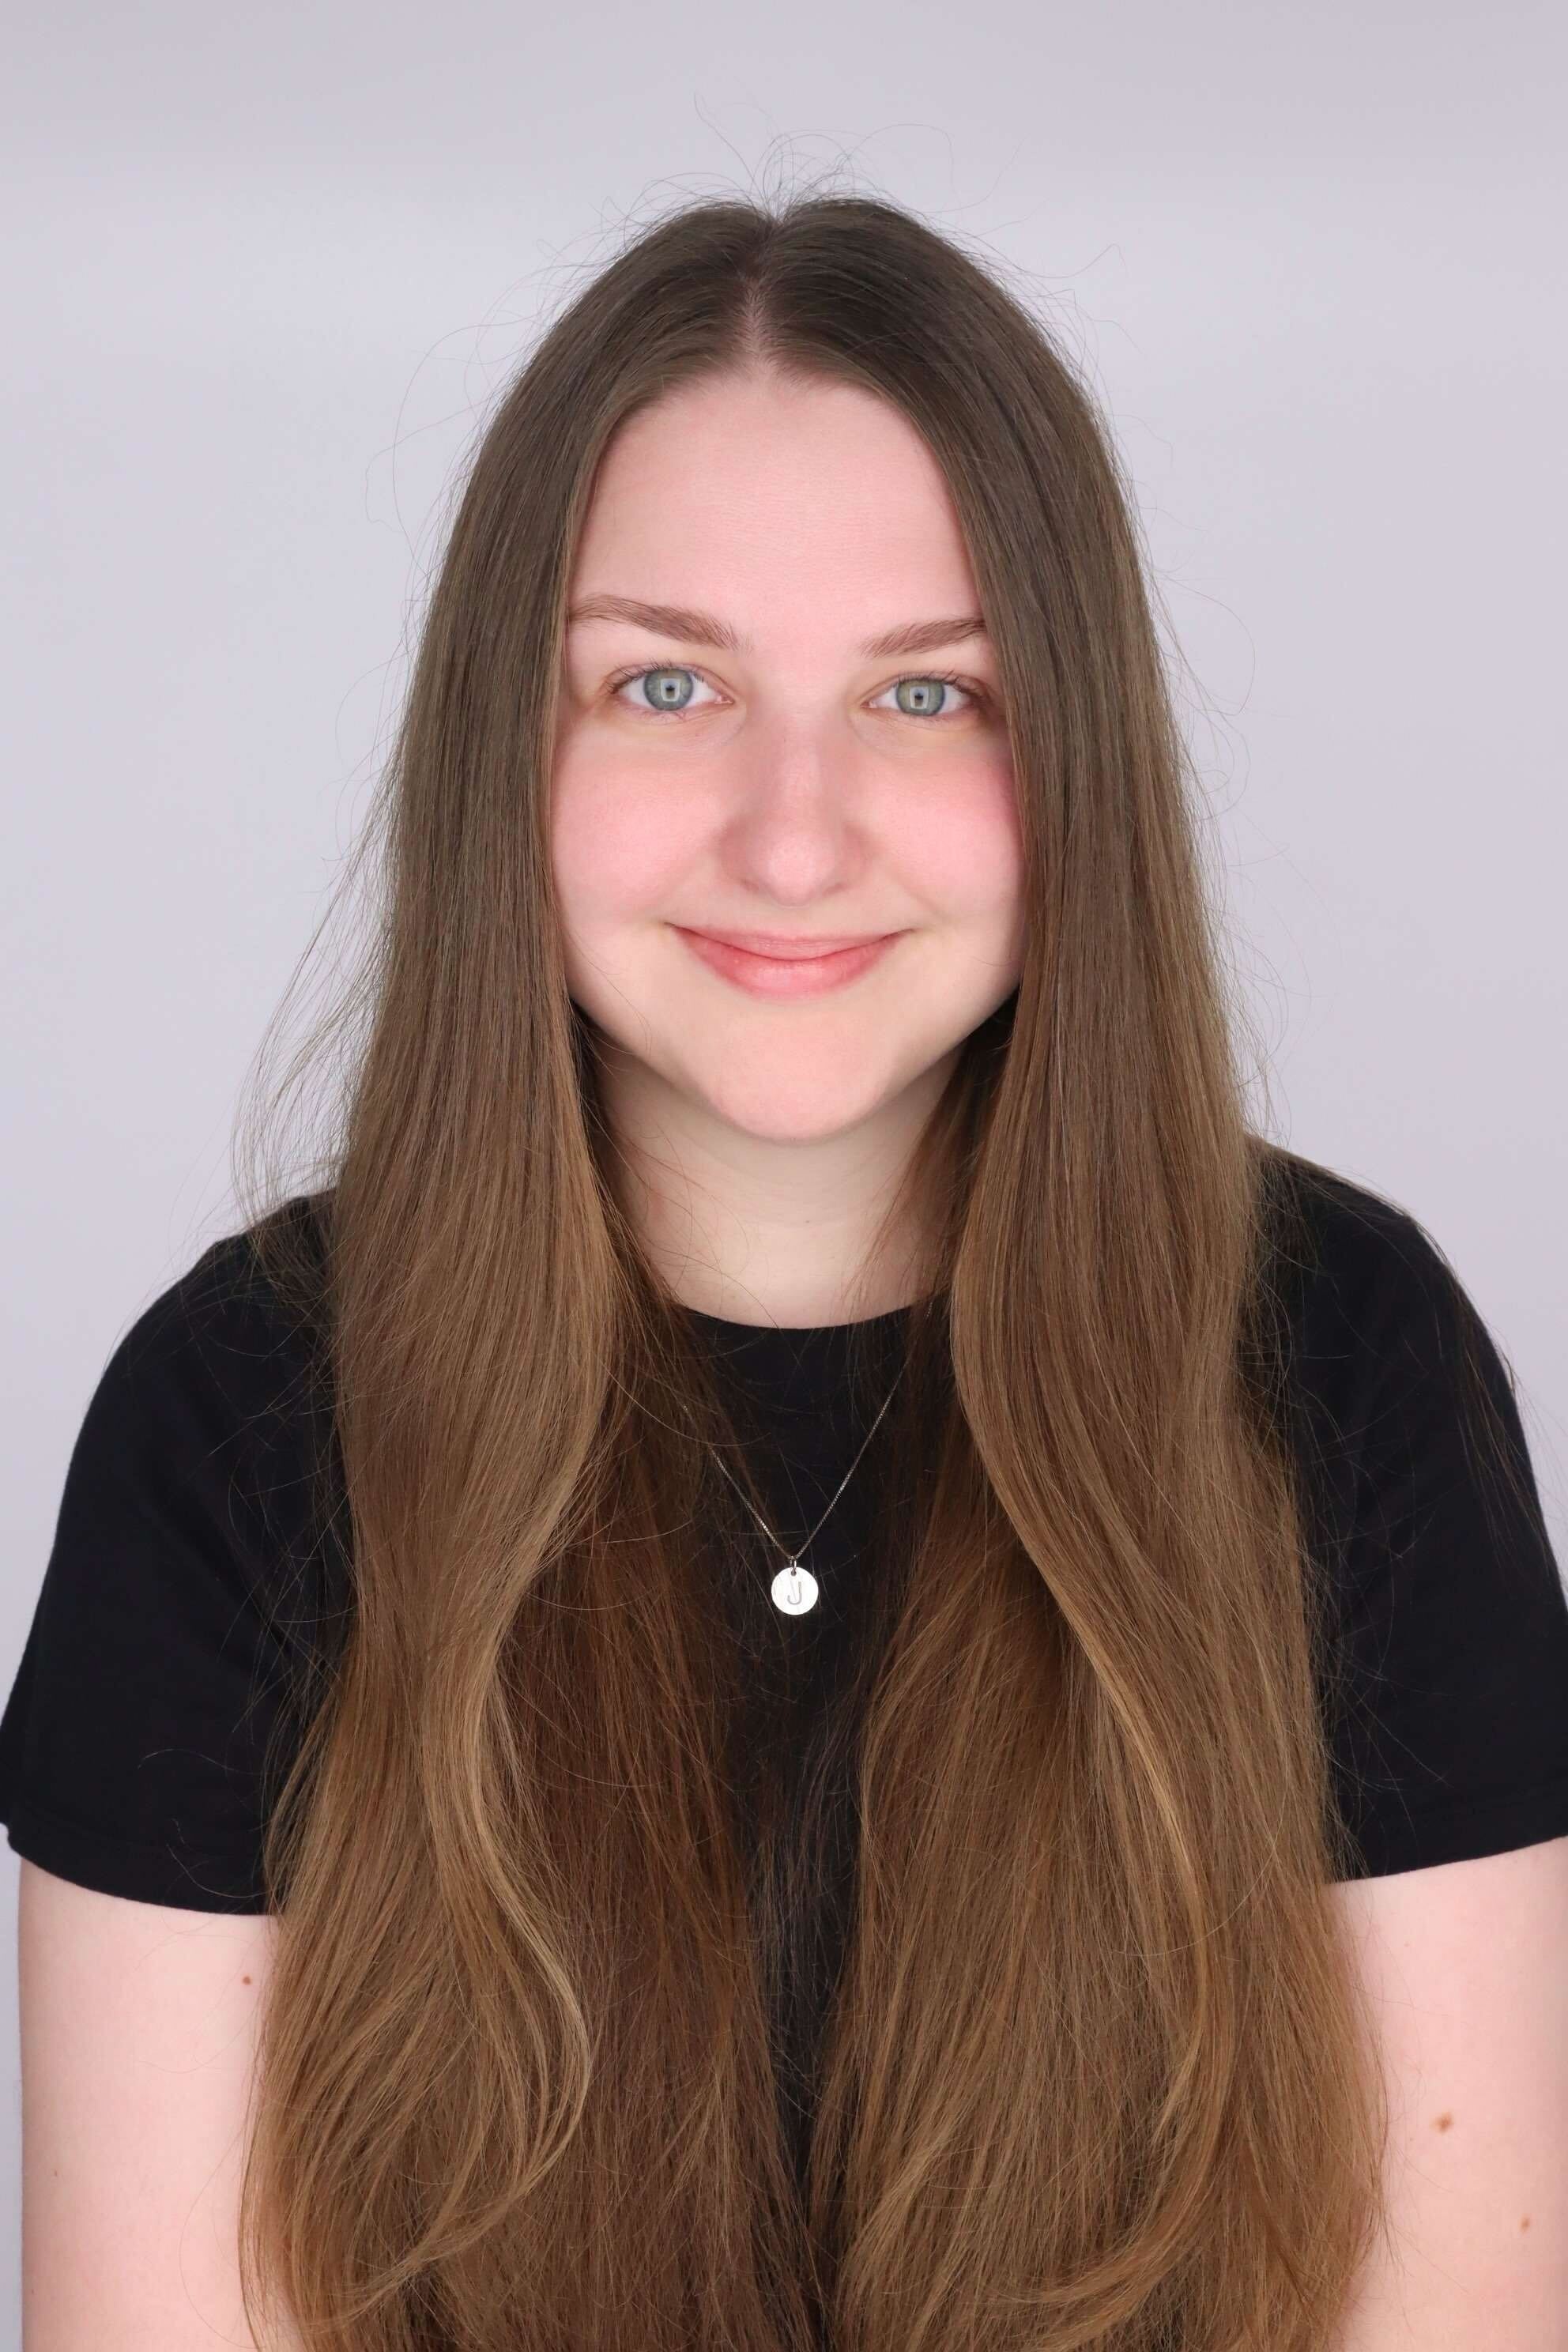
[4,1,1564,2337]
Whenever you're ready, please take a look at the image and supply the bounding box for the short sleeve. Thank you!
[0,1217,337,1913]
[1315,1199,1568,1879]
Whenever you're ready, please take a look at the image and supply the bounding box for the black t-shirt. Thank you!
[6,1161,1568,2050]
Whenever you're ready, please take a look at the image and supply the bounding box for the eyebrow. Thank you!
[564,593,989,662]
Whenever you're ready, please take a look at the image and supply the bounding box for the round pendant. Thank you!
[771,1561,819,1615]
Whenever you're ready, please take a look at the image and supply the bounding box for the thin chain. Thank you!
[704,1362,906,1569]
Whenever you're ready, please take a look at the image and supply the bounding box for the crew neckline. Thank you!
[680,1300,916,1340]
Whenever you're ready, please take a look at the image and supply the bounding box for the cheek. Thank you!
[550,761,700,923]
[903,762,1024,919]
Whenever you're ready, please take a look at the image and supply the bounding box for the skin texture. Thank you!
[551,368,1026,1329]
[1323,1839,1568,2348]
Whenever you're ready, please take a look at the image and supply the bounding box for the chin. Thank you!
[687,1059,914,1142]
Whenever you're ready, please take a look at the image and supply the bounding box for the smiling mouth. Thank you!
[673,926,903,996]
[681,929,897,960]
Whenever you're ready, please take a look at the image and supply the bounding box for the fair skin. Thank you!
[550,366,1025,1329]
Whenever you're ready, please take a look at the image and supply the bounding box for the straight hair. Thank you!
[221,185,1460,2350]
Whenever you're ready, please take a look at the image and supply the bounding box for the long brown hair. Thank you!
[225,184,1406,2350]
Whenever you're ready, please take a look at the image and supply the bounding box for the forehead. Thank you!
[567,374,986,636]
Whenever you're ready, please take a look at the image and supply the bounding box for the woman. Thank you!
[5,191,1566,2351]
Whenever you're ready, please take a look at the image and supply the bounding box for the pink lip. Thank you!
[690,929,891,958]
[674,926,902,998]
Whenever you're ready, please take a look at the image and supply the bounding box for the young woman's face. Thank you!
[551,369,1025,1152]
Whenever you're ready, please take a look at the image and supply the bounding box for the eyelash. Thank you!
[601,662,993,723]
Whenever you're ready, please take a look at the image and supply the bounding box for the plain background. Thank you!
[3,0,1564,2331]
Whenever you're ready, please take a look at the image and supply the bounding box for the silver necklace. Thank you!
[704,1362,906,1616]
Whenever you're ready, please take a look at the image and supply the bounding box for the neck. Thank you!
[595,1046,951,1329]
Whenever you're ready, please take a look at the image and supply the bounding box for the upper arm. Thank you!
[1327,1834,1568,2350]
[18,1858,304,2350]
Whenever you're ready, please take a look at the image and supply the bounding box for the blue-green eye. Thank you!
[609,665,715,715]
[605,663,989,721]
[873,673,982,720]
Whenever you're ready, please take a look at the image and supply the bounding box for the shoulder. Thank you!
[1259,1146,1478,1364]
[103,1189,331,1421]
[79,1192,337,1538]
[1255,1148,1535,1545]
